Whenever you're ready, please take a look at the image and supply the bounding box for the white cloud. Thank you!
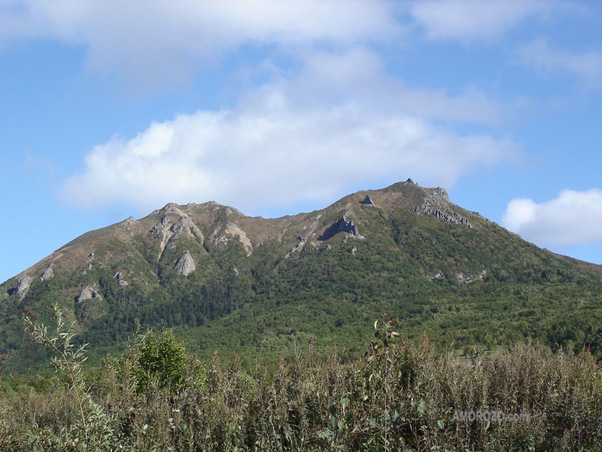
[410,0,556,41]
[502,189,602,246]
[0,0,401,88]
[62,75,518,213]
[518,39,602,87]
[275,48,509,125]
[61,48,519,213]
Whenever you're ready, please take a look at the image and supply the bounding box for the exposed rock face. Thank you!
[412,188,472,228]
[76,286,102,303]
[41,264,54,281]
[456,270,487,284]
[225,223,253,254]
[174,250,196,276]
[210,223,253,255]
[361,195,376,206]
[151,213,204,259]
[171,216,204,241]
[151,215,171,237]
[319,215,363,241]
[15,276,33,295]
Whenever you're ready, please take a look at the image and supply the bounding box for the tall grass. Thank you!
[1,314,601,451]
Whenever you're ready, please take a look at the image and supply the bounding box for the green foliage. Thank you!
[23,304,116,450]
[2,316,602,451]
[131,329,187,394]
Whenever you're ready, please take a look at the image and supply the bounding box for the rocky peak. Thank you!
[164,202,180,213]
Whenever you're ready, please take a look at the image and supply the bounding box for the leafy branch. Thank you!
[24,304,90,433]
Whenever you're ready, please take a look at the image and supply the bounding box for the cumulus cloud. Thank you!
[518,39,602,87]
[502,189,602,246]
[410,0,556,41]
[62,83,518,213]
[60,46,519,213]
[0,0,401,88]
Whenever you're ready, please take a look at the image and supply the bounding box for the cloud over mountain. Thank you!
[62,49,518,213]
[502,189,602,247]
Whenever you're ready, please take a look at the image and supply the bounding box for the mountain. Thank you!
[2,180,602,368]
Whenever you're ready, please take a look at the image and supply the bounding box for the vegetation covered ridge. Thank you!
[2,180,602,371]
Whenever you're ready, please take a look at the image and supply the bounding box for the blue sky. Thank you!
[2,0,602,284]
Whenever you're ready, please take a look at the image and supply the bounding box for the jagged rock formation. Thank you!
[361,195,376,206]
[151,211,204,259]
[174,250,196,276]
[413,187,472,228]
[319,215,362,241]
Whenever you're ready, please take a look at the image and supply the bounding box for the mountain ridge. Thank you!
[2,180,602,368]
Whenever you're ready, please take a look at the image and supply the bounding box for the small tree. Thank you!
[133,329,187,394]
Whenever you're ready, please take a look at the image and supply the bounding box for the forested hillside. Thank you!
[1,180,602,370]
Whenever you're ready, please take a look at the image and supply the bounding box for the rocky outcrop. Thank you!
[412,188,472,228]
[319,215,363,241]
[171,216,204,241]
[151,213,204,259]
[41,264,54,281]
[210,223,253,255]
[151,215,171,237]
[361,195,376,206]
[174,250,196,276]
[413,205,472,227]
[14,276,32,295]
[114,271,129,286]
[225,223,253,254]
[76,285,102,303]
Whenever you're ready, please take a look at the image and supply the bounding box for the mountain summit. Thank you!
[2,181,602,365]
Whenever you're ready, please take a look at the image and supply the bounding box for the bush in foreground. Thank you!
[0,312,601,451]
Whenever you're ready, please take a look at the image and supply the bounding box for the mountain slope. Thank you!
[2,180,602,368]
